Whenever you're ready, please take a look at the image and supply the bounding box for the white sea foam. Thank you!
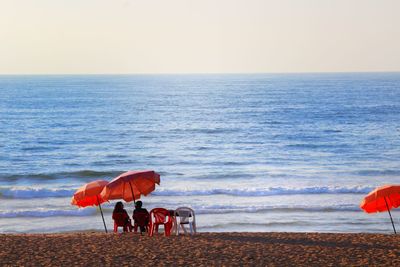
[0,204,359,218]
[0,208,95,218]
[153,186,373,197]
[0,185,373,199]
[190,204,360,214]
[0,187,76,199]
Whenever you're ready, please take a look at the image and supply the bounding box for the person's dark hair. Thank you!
[135,201,143,208]
[114,201,124,213]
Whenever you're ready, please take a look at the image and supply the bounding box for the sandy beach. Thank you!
[0,232,399,266]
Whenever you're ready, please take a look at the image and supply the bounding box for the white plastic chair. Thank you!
[174,207,196,235]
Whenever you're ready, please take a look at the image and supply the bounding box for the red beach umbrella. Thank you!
[100,170,160,203]
[71,180,109,233]
[360,184,400,234]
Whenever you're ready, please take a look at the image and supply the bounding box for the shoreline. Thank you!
[1,232,399,266]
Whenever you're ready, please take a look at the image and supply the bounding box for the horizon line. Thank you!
[1,70,400,76]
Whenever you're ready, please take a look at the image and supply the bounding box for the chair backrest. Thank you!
[150,208,172,224]
[175,207,195,223]
[133,210,149,227]
[113,212,128,226]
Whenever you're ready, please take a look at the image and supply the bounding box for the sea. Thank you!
[1,73,400,233]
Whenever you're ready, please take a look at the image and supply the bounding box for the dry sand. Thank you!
[0,232,399,266]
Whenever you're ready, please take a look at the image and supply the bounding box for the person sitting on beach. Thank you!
[112,201,132,232]
[132,201,149,233]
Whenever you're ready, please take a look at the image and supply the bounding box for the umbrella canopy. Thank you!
[360,185,400,213]
[71,180,109,207]
[360,184,400,234]
[100,170,160,203]
[71,180,109,233]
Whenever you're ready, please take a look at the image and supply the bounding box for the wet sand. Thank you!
[0,232,399,266]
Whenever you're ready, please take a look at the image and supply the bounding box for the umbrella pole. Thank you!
[97,196,108,233]
[129,181,136,204]
[384,197,396,234]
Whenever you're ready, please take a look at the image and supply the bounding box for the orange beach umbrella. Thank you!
[100,170,160,203]
[71,180,109,233]
[360,184,400,234]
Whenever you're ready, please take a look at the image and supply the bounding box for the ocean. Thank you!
[1,73,400,233]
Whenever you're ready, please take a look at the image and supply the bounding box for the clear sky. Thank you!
[1,0,399,74]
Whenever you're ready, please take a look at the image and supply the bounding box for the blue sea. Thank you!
[1,73,400,233]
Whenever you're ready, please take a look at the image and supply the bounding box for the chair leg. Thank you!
[165,223,171,236]
[181,224,188,234]
[173,218,178,235]
[149,223,154,237]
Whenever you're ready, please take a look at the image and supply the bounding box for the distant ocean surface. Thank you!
[1,73,400,233]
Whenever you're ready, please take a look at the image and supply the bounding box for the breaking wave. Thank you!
[0,208,95,218]
[0,204,359,218]
[0,170,121,182]
[0,187,76,199]
[0,185,373,199]
[153,186,373,197]
[192,204,361,214]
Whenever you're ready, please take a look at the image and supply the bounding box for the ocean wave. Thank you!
[323,129,342,133]
[0,187,76,199]
[0,208,95,218]
[0,170,121,181]
[0,204,359,218]
[0,185,372,199]
[197,221,309,229]
[153,186,373,197]
[181,128,240,134]
[357,169,400,176]
[286,143,349,149]
[191,204,360,214]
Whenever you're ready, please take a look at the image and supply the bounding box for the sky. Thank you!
[0,0,399,74]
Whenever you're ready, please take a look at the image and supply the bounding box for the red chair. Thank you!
[112,212,132,233]
[149,208,173,236]
[132,210,149,234]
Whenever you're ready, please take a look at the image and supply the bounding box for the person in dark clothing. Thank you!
[132,201,149,233]
[112,201,132,232]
